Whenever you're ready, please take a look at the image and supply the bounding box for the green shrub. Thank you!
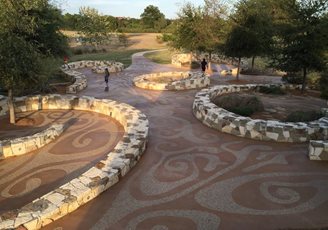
[285,110,323,122]
[282,72,303,84]
[307,72,321,90]
[212,94,264,117]
[230,107,255,116]
[320,70,328,99]
[258,86,286,95]
[72,48,83,55]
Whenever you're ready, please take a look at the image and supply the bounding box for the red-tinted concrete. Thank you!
[0,110,124,214]
[41,52,328,230]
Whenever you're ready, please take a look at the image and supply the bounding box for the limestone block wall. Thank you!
[193,84,328,143]
[61,60,124,72]
[134,72,210,91]
[61,60,124,94]
[0,94,149,230]
[171,52,248,69]
[171,53,192,67]
[0,124,65,159]
[309,140,328,160]
[61,69,88,94]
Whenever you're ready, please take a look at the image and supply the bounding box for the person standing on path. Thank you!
[201,58,208,73]
[104,68,110,88]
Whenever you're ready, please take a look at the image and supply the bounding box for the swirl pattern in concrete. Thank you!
[0,110,124,214]
[15,52,328,229]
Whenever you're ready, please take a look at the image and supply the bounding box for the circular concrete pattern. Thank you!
[38,51,328,230]
[0,110,124,214]
[133,71,210,90]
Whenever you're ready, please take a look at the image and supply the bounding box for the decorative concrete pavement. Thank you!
[38,51,328,230]
[0,110,124,214]
[39,53,328,230]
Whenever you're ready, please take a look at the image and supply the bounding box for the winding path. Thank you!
[35,51,328,229]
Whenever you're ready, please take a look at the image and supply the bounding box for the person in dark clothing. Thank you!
[104,68,110,87]
[201,58,208,72]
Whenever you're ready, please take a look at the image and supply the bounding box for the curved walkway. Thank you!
[0,110,124,214]
[39,51,328,229]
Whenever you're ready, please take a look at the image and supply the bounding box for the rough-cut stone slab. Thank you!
[0,94,149,230]
[0,124,65,159]
[60,60,124,94]
[193,84,328,143]
[309,140,328,161]
[133,71,210,91]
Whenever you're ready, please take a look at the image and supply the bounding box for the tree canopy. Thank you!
[271,0,328,91]
[171,1,228,57]
[140,5,167,31]
[0,0,69,123]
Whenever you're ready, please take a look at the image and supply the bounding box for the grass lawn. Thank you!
[70,49,148,67]
[144,49,173,64]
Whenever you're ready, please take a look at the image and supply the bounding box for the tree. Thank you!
[78,7,109,46]
[224,25,257,80]
[320,69,328,99]
[271,0,328,92]
[171,1,228,66]
[0,0,68,124]
[231,0,275,70]
[140,5,167,31]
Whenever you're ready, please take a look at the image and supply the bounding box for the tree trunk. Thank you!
[236,57,241,81]
[8,88,16,124]
[302,67,307,93]
[251,56,255,71]
[208,52,212,74]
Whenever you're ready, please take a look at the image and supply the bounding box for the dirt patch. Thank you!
[215,92,327,121]
[126,33,166,50]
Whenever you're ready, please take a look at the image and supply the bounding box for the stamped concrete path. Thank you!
[40,51,328,230]
[0,111,124,214]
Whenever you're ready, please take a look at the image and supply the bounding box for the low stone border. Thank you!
[0,124,65,160]
[193,84,328,143]
[133,71,210,90]
[62,69,88,94]
[61,60,124,94]
[309,140,328,160]
[0,94,149,230]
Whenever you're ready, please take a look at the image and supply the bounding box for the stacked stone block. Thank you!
[0,94,149,230]
[193,84,328,143]
[61,60,124,94]
[0,124,65,159]
[309,140,328,160]
[134,72,210,91]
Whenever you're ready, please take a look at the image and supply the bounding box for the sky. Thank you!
[57,0,206,19]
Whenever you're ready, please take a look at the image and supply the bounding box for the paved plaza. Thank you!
[1,51,328,229]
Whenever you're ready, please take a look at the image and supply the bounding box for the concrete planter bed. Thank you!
[193,84,328,144]
[61,60,124,94]
[133,71,210,90]
[0,94,149,230]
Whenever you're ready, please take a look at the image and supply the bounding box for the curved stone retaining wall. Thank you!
[134,72,210,90]
[0,123,65,160]
[61,60,124,94]
[193,84,328,143]
[0,94,149,230]
[309,140,328,160]
[62,69,88,94]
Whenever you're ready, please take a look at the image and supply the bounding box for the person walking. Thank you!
[201,58,208,72]
[104,68,110,88]
[63,56,70,69]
